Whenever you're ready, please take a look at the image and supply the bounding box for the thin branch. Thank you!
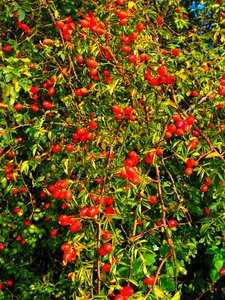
[185,91,213,113]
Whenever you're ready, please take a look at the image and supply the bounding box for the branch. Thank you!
[185,91,213,113]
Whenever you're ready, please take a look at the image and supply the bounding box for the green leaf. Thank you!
[18,9,25,21]
[209,268,221,282]
[200,223,212,236]
[145,253,156,266]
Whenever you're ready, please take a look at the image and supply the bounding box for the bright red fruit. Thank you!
[149,195,157,205]
[86,58,98,68]
[186,158,196,168]
[52,144,62,153]
[184,167,193,176]
[102,230,112,240]
[220,268,225,276]
[121,285,134,297]
[204,177,211,185]
[103,242,113,253]
[102,263,111,273]
[61,242,72,252]
[42,101,52,109]
[47,87,55,96]
[171,48,181,56]
[143,276,155,285]
[50,229,58,236]
[69,221,81,232]
[200,185,208,193]
[168,219,177,228]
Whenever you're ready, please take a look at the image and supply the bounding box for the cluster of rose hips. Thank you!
[200,177,211,193]
[14,12,32,35]
[58,214,81,233]
[88,194,118,215]
[103,69,113,84]
[145,65,175,86]
[184,158,197,176]
[56,16,76,41]
[115,151,140,185]
[79,12,105,35]
[111,104,136,121]
[11,187,27,195]
[165,113,195,139]
[16,235,26,245]
[79,206,99,218]
[47,180,72,200]
[145,148,163,164]
[4,160,18,180]
[72,127,94,143]
[61,242,77,262]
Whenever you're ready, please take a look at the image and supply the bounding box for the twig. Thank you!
[185,91,213,113]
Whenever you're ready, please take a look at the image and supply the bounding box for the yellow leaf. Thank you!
[23,70,32,77]
[128,1,135,9]
[20,58,31,63]
[107,79,119,95]
[165,100,177,108]
[171,291,181,300]
[205,151,221,158]
[154,286,167,298]
[218,142,222,153]
[186,61,191,68]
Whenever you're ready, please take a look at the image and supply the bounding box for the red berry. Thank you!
[200,185,208,193]
[102,263,111,273]
[149,195,157,205]
[184,167,193,176]
[204,177,211,185]
[50,229,58,236]
[143,276,155,285]
[69,221,81,233]
[121,285,134,297]
[168,219,177,228]
[103,242,113,253]
[220,268,225,276]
